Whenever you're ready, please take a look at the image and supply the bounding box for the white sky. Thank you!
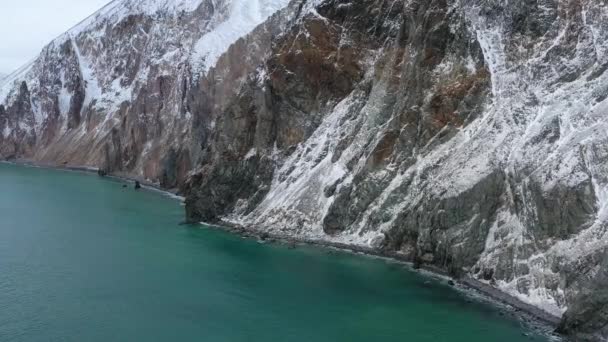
[0,0,111,74]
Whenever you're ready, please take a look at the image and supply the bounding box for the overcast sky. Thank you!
[0,0,111,75]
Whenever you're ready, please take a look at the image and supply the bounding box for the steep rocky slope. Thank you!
[0,0,295,187]
[1,0,608,340]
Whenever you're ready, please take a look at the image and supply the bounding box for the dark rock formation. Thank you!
[558,249,608,341]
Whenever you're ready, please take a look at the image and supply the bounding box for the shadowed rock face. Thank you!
[558,249,608,341]
[2,0,608,340]
[0,81,36,157]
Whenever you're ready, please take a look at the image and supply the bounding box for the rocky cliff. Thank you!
[1,0,607,340]
[0,0,295,187]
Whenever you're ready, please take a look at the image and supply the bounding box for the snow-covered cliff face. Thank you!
[0,0,295,187]
[2,0,608,340]
[184,1,608,340]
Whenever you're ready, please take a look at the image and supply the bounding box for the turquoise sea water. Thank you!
[0,163,554,341]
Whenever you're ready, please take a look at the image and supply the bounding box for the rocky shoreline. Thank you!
[0,159,184,200]
[207,220,564,335]
[1,159,563,339]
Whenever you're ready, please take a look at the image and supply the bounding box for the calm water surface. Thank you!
[0,163,554,341]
